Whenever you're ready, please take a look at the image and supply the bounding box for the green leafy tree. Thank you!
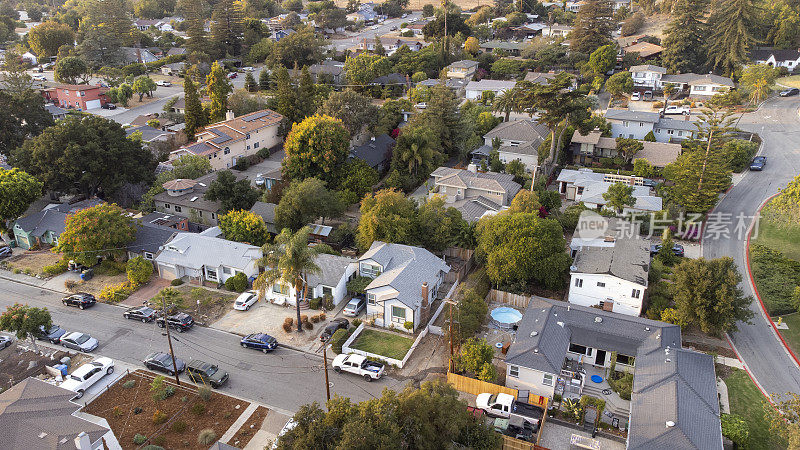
[116,83,134,107]
[662,0,708,74]
[0,90,54,158]
[416,196,466,253]
[393,124,438,179]
[456,337,496,380]
[275,178,344,231]
[763,173,800,225]
[268,26,324,69]
[184,75,205,140]
[344,53,391,86]
[769,4,800,49]
[570,0,615,53]
[55,56,90,85]
[282,115,350,184]
[740,64,778,104]
[0,304,52,351]
[670,257,754,335]
[56,203,136,266]
[643,130,656,141]
[602,182,635,213]
[588,44,617,75]
[296,66,317,119]
[633,159,655,177]
[259,68,271,90]
[12,116,155,198]
[127,256,154,286]
[184,0,208,55]
[274,66,297,127]
[766,393,800,448]
[132,76,157,102]
[0,168,43,232]
[244,72,258,92]
[254,226,321,331]
[357,189,418,250]
[419,83,467,157]
[705,0,758,76]
[204,170,260,212]
[318,89,379,136]
[206,61,233,122]
[720,414,749,448]
[337,159,379,205]
[219,209,271,246]
[78,0,131,67]
[493,87,521,122]
[508,190,541,214]
[28,21,75,59]
[615,137,643,162]
[0,51,35,98]
[605,71,633,96]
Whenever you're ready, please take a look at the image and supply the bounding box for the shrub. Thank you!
[652,101,664,109]
[323,295,334,310]
[284,317,293,326]
[224,272,249,292]
[300,314,308,323]
[12,268,20,274]
[145,442,165,450]
[329,328,350,353]
[99,281,135,302]
[607,372,633,400]
[133,434,147,445]
[197,429,217,445]
[352,318,362,328]
[256,147,271,159]
[309,297,322,309]
[282,322,292,332]
[122,380,136,389]
[319,312,326,320]
[127,256,154,286]
[198,386,212,401]
[310,314,320,323]
[403,321,413,331]
[171,421,188,433]
[721,413,749,448]
[162,386,176,399]
[191,402,206,415]
[64,279,78,290]
[171,278,184,286]
[43,259,68,275]
[303,320,313,330]
[181,396,188,402]
[113,406,123,417]
[349,276,374,293]
[134,407,143,414]
[99,259,127,275]
[153,410,168,424]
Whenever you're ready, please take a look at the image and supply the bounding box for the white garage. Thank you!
[85,99,101,110]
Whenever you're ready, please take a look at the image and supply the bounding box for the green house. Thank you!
[13,200,104,250]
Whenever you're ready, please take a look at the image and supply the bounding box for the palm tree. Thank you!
[493,88,518,122]
[253,227,321,332]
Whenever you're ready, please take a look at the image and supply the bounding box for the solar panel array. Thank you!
[242,110,280,122]
[210,130,232,144]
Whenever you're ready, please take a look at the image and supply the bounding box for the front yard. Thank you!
[152,285,239,325]
[723,367,786,450]
[778,75,800,89]
[1,250,61,277]
[350,328,415,360]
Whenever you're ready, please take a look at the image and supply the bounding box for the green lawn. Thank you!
[754,217,800,262]
[350,328,415,360]
[725,368,786,450]
[775,313,800,359]
[778,75,800,89]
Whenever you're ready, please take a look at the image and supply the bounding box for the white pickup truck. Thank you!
[60,357,115,399]
[331,354,384,381]
[664,105,691,115]
[476,392,545,427]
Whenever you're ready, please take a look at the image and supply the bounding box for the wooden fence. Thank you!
[486,289,531,308]
[502,435,549,450]
[447,372,519,397]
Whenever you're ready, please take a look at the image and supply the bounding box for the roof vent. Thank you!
[557,321,564,328]
[38,432,48,439]
[569,265,578,272]
[594,316,602,323]
[645,327,650,331]
[190,196,198,202]
[533,348,539,353]
[530,331,538,337]
[666,421,675,428]
[665,358,671,363]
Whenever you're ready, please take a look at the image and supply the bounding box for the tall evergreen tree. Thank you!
[210,0,245,58]
[184,76,205,140]
[185,0,208,54]
[706,0,759,76]
[274,66,297,133]
[569,0,615,54]
[206,62,233,123]
[662,0,708,73]
[259,69,271,91]
[418,83,467,158]
[296,66,316,119]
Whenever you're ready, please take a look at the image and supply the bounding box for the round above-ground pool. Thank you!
[490,307,523,329]
[591,375,604,383]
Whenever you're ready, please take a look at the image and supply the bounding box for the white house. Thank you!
[483,119,551,170]
[605,109,661,140]
[660,73,735,98]
[261,254,357,307]
[360,242,450,332]
[21,51,37,65]
[465,79,516,100]
[155,232,261,285]
[751,48,800,72]
[542,23,572,38]
[629,64,666,90]
[556,168,662,213]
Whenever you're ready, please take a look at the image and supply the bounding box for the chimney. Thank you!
[420,282,430,326]
[421,282,429,308]
[467,163,477,173]
[226,110,235,121]
[74,432,92,450]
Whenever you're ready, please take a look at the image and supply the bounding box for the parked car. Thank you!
[124,306,157,322]
[241,333,278,353]
[750,155,767,171]
[650,243,685,257]
[32,74,46,81]
[186,360,229,388]
[342,296,366,317]
[0,335,13,350]
[320,318,349,342]
[664,105,690,115]
[143,351,186,375]
[414,102,427,109]
[60,357,114,399]
[156,80,171,86]
[630,92,641,101]
[42,62,55,69]
[331,354,384,381]
[227,72,238,79]
[60,332,99,352]
[254,176,266,187]
[242,66,255,72]
[476,393,544,428]
[36,324,66,343]
[780,88,800,97]
[62,293,96,309]
[156,312,194,332]
[0,246,12,258]
[101,102,117,110]
[234,291,258,311]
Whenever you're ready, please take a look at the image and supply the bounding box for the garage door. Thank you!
[158,264,178,280]
[85,99,101,110]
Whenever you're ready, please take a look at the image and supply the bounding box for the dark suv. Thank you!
[156,312,194,332]
[124,306,157,322]
[320,318,349,342]
[186,360,229,388]
[143,351,186,375]
[62,293,96,309]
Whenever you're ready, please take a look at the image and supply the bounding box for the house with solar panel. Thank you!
[169,109,283,170]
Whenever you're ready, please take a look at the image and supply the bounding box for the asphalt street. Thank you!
[0,277,402,414]
[702,95,800,397]
[328,12,423,52]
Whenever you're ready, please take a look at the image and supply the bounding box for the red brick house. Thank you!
[43,84,109,110]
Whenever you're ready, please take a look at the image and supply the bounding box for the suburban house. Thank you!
[605,109,697,142]
[127,223,181,262]
[621,41,663,59]
[445,60,480,79]
[166,47,186,57]
[21,51,37,65]
[466,79,516,100]
[161,62,185,76]
[360,242,450,332]
[42,84,109,110]
[249,202,278,234]
[0,377,118,450]
[155,231,261,285]
[569,232,650,316]
[138,211,190,231]
[661,73,735,98]
[169,109,283,170]
[120,47,159,64]
[152,174,223,226]
[126,125,175,146]
[349,134,395,172]
[483,119,551,170]
[504,297,723,449]
[12,199,104,250]
[261,254,357,306]
[570,130,682,168]
[556,168,663,212]
[629,65,666,90]
[134,19,160,30]
[478,40,524,56]
[751,48,800,72]
[44,104,67,120]
[303,61,345,84]
[430,166,520,222]
[542,23,572,38]
[417,78,468,97]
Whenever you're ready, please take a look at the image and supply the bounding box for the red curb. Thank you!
[724,334,775,405]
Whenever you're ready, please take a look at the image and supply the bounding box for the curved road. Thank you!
[702,95,800,397]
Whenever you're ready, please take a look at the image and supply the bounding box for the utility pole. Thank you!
[445,299,456,372]
[322,343,331,403]
[153,291,181,386]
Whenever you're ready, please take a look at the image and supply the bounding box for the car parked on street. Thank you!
[143,351,186,375]
[780,88,799,97]
[36,324,66,343]
[227,72,237,79]
[332,354,384,381]
[750,155,767,171]
[60,357,114,399]
[664,105,690,115]
[320,318,349,342]
[62,293,96,309]
[60,332,99,352]
[186,360,229,388]
[650,243,685,257]
[0,246,11,258]
[32,74,46,81]
[342,296,366,317]
[234,291,259,311]
[156,80,171,86]
[124,306,157,322]
[630,92,640,101]
[156,312,194,332]
[0,335,13,350]
[241,333,277,353]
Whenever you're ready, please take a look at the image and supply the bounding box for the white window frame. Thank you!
[542,373,554,386]
[391,305,406,323]
[574,278,583,288]
[632,289,641,299]
[144,252,154,260]
[205,267,218,282]
[509,365,519,378]
[367,293,376,305]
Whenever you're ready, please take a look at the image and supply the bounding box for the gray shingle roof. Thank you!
[466,79,517,92]
[656,117,698,132]
[629,64,666,74]
[484,119,550,144]
[605,109,661,123]
[431,167,521,200]
[128,223,180,254]
[350,134,395,169]
[453,196,504,222]
[448,59,479,69]
[307,253,355,288]
[249,202,277,234]
[14,199,104,237]
[572,235,650,285]
[155,233,261,270]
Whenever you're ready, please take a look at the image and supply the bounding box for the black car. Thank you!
[241,333,278,353]
[156,312,194,332]
[186,360,229,388]
[62,293,96,309]
[750,156,767,171]
[124,306,157,322]
[0,246,11,258]
[780,88,800,97]
[650,243,685,257]
[36,324,66,343]
[143,351,186,375]
[320,318,349,342]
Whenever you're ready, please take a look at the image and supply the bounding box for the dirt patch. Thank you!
[157,285,239,326]
[74,273,130,297]
[83,370,248,450]
[4,250,61,277]
[226,405,270,448]
[0,340,85,390]
[639,13,671,39]
[682,330,736,358]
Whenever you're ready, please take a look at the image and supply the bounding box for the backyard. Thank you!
[723,367,786,450]
[350,328,415,360]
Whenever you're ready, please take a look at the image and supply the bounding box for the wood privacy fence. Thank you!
[501,435,548,450]
[486,289,531,308]
[447,372,518,397]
